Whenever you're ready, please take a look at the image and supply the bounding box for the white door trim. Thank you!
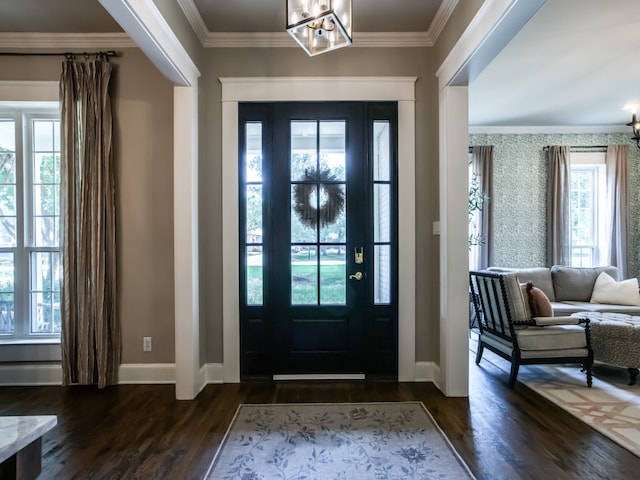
[220,76,417,382]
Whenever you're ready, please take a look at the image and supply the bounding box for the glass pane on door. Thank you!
[290,120,347,306]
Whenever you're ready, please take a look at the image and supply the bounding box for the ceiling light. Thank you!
[625,104,640,148]
[286,0,352,56]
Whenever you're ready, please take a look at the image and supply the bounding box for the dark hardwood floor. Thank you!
[1,353,638,480]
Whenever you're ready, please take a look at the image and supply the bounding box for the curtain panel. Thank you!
[546,145,571,267]
[605,144,629,278]
[60,59,120,388]
[470,145,494,270]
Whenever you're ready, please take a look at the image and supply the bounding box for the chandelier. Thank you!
[626,104,640,148]
[286,0,352,56]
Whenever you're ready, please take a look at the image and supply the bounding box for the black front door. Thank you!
[239,102,397,379]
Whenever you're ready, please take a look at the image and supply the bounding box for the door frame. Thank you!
[221,77,417,382]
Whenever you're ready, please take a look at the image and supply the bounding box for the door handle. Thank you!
[349,271,364,281]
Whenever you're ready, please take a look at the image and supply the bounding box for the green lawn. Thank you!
[247,262,346,305]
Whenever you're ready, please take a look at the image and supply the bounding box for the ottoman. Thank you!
[571,312,640,385]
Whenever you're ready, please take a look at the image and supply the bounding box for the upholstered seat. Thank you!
[470,270,593,388]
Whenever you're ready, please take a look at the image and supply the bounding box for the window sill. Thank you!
[0,338,60,345]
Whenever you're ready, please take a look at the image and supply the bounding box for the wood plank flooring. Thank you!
[1,353,638,479]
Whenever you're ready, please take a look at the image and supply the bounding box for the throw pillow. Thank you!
[525,282,553,318]
[590,272,640,306]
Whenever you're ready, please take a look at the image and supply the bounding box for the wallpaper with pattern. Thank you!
[469,133,640,278]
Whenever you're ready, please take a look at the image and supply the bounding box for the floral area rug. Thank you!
[204,402,475,480]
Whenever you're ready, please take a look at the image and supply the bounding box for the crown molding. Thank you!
[426,0,459,45]
[0,32,135,49]
[176,0,208,45]
[469,125,630,134]
[179,0,457,49]
[206,31,431,48]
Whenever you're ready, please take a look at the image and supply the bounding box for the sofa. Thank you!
[487,265,640,316]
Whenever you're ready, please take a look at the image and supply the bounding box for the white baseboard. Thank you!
[0,362,435,386]
[415,361,440,384]
[118,363,176,384]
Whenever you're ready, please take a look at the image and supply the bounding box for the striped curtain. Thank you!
[60,58,120,388]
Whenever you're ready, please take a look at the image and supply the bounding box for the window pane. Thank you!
[0,185,15,215]
[0,121,15,151]
[319,184,345,243]
[374,184,391,243]
[291,184,318,243]
[34,152,55,184]
[30,252,61,334]
[245,185,262,243]
[319,121,345,181]
[246,246,263,305]
[0,217,16,247]
[245,122,262,182]
[374,245,391,305]
[0,252,14,334]
[373,121,390,181]
[291,121,317,181]
[320,246,345,305]
[291,246,317,305]
[33,120,55,151]
[0,152,16,183]
[34,217,58,247]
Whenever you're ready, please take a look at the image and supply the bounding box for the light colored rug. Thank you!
[471,333,640,457]
[204,402,475,480]
[516,362,640,457]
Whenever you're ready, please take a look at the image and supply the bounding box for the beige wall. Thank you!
[0,49,176,364]
[197,47,441,363]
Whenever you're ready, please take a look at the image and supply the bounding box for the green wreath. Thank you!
[293,169,345,228]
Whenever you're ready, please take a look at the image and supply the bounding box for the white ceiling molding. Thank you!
[469,125,630,134]
[0,32,135,49]
[179,0,455,48]
[176,0,208,46]
[206,31,432,48]
[426,0,458,43]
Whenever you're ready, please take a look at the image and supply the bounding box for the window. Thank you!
[0,104,61,340]
[569,152,606,267]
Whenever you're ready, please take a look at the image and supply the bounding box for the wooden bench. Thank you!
[0,416,57,480]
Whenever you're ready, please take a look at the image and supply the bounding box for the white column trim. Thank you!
[438,86,470,396]
[173,85,201,399]
[220,76,417,383]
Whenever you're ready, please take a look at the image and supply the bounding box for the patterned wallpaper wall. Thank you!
[469,133,640,278]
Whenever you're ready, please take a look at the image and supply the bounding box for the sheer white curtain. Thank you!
[605,145,629,278]
[547,146,571,266]
[469,146,493,270]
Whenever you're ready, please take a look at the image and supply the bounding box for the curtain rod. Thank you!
[0,50,117,59]
[543,145,607,152]
[468,146,495,152]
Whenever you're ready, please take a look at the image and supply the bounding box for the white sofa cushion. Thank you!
[590,272,640,306]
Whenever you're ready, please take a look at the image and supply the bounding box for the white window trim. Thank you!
[0,82,61,362]
[569,152,607,268]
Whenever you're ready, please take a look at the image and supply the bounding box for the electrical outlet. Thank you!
[143,336,152,352]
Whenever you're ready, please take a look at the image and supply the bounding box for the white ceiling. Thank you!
[0,0,636,130]
[469,0,640,130]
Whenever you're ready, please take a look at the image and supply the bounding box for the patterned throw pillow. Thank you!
[525,282,553,318]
